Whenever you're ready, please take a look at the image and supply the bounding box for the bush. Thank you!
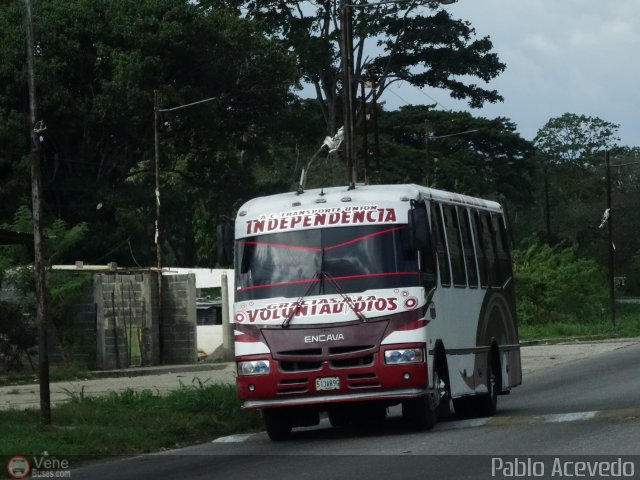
[513,241,607,325]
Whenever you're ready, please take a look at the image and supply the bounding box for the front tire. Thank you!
[263,408,292,441]
[402,394,437,430]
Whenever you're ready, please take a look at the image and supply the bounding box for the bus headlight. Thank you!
[238,360,270,376]
[384,348,424,364]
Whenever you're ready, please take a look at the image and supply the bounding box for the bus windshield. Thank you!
[235,224,419,301]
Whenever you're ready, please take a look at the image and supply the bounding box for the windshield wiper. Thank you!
[321,271,368,324]
[281,271,368,328]
[281,272,321,329]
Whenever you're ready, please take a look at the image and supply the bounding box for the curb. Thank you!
[89,362,233,379]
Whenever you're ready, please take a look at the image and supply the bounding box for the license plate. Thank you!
[315,376,340,391]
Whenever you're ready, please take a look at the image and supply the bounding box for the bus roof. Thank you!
[237,184,503,219]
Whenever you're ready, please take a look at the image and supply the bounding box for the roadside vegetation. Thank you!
[0,382,261,456]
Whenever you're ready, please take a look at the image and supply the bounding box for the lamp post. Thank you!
[153,92,218,363]
[605,151,615,327]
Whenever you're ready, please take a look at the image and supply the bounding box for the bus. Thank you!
[227,184,521,440]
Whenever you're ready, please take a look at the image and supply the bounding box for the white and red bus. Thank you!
[229,184,521,440]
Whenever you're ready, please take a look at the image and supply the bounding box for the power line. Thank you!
[386,87,412,106]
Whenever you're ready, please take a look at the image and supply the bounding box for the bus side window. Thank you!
[430,202,451,287]
[471,210,488,288]
[480,212,499,287]
[459,207,478,288]
[492,214,512,285]
[443,204,466,287]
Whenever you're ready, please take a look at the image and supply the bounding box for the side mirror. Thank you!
[408,206,429,251]
[216,221,234,266]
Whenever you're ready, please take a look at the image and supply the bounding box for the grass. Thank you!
[0,382,262,457]
[519,303,640,342]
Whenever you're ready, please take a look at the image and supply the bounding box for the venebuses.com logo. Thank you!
[5,454,71,479]
[6,456,30,479]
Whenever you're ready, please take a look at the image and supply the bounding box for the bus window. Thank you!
[471,210,488,288]
[459,207,478,288]
[443,205,466,287]
[479,212,499,287]
[430,202,451,287]
[492,214,512,285]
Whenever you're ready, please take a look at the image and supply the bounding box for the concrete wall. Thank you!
[161,274,197,365]
[94,272,196,370]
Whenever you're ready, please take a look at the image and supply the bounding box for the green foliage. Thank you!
[0,207,90,368]
[241,0,505,133]
[513,241,607,325]
[0,300,36,370]
[48,273,93,365]
[534,113,620,167]
[0,0,297,268]
[377,106,535,204]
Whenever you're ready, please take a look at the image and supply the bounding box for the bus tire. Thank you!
[475,353,499,417]
[453,354,499,418]
[328,407,351,428]
[263,408,292,441]
[433,351,452,418]
[402,395,437,430]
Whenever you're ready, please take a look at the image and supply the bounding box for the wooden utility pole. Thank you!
[153,90,164,363]
[23,0,51,425]
[340,0,356,188]
[605,151,616,327]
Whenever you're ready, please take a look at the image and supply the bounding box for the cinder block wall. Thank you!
[94,272,196,369]
[161,273,197,364]
[95,273,152,369]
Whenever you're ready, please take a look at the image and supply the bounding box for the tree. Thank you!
[232,0,505,133]
[534,113,620,167]
[533,113,620,246]
[0,0,297,267]
[376,106,534,206]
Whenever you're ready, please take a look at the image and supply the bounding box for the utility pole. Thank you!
[153,90,164,363]
[152,93,219,362]
[340,0,356,188]
[605,151,616,327]
[360,81,369,182]
[23,0,51,425]
[371,78,380,182]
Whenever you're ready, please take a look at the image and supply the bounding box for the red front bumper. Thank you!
[236,345,428,409]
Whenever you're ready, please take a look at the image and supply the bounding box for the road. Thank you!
[71,341,640,480]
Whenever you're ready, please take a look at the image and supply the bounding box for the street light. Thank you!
[152,92,218,362]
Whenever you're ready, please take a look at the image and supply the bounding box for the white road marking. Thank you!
[213,433,256,443]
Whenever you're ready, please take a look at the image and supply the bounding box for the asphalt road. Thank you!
[71,342,640,480]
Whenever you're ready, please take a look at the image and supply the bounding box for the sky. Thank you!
[384,0,640,147]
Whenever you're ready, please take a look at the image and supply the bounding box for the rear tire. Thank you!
[475,354,499,417]
[453,353,499,418]
[263,408,292,441]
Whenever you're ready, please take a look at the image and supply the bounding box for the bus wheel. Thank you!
[263,408,292,441]
[475,355,499,417]
[328,407,351,428]
[453,356,499,418]
[402,395,437,430]
[434,368,452,418]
